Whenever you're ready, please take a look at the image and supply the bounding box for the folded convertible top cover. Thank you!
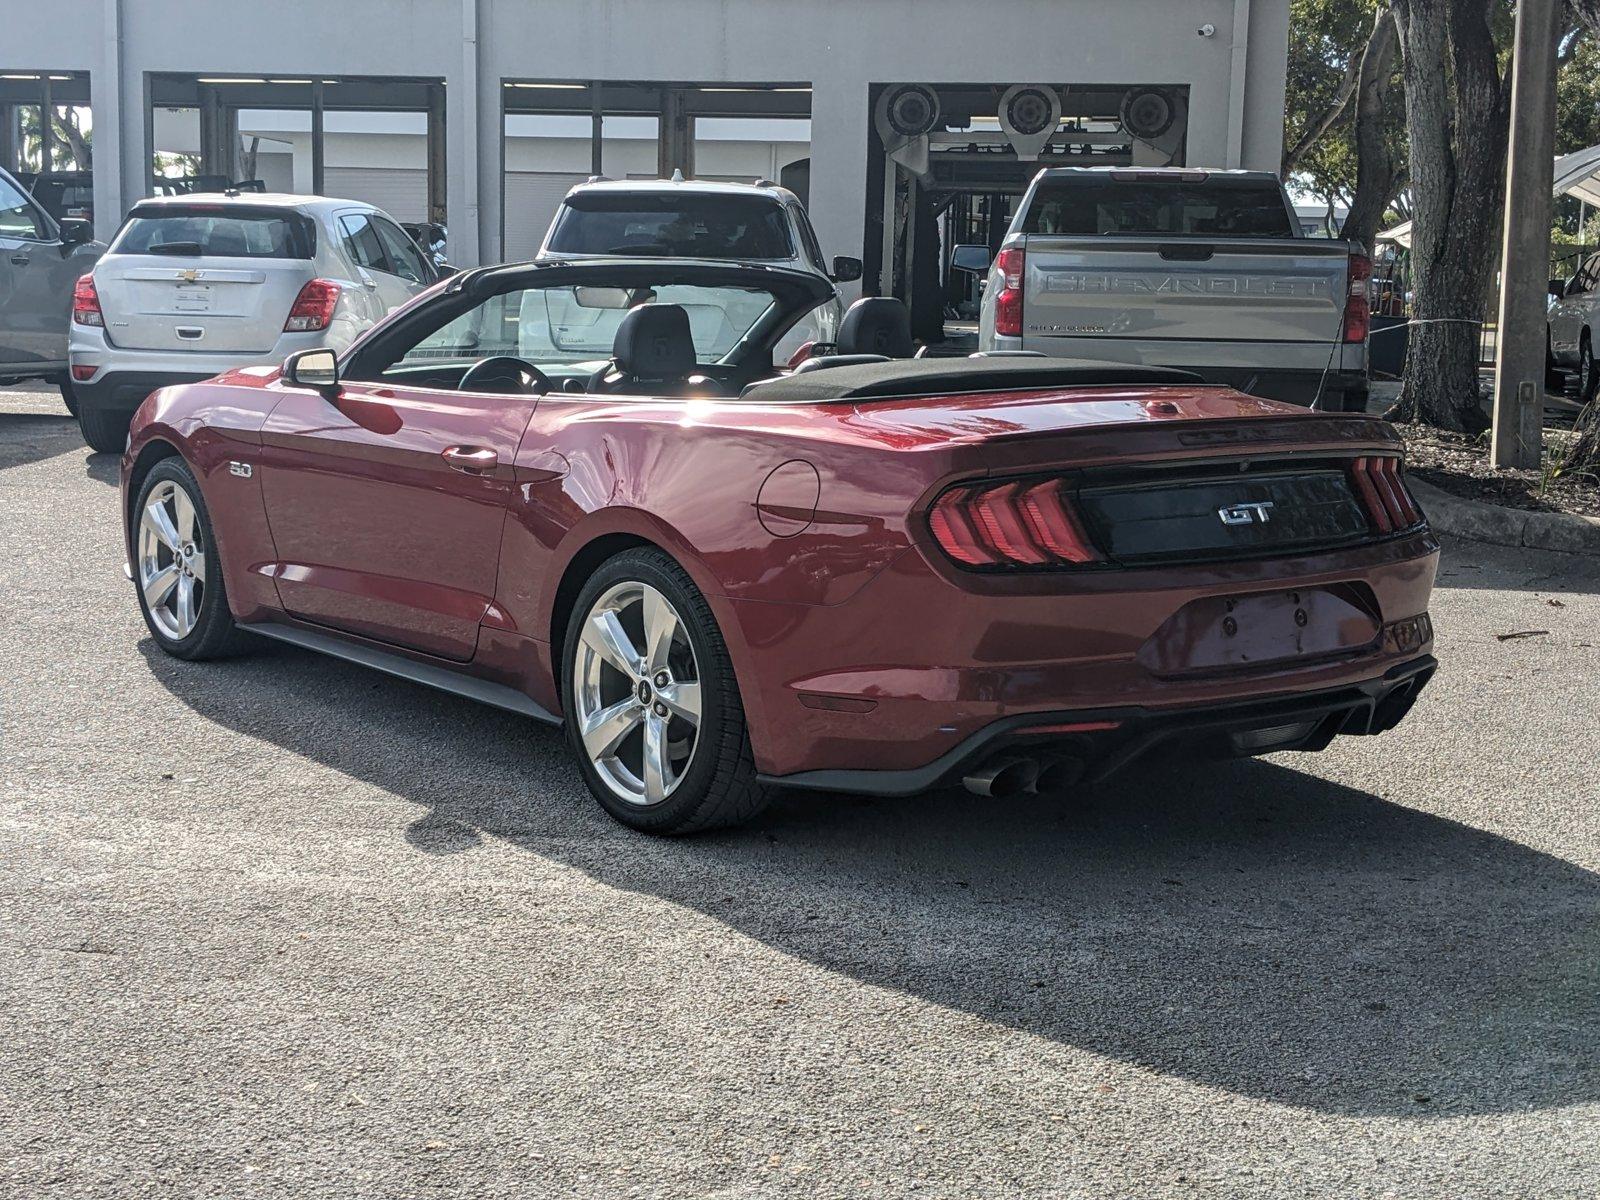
[744,356,1205,403]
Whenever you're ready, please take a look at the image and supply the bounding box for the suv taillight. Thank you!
[928,478,1101,569]
[1344,251,1372,343]
[284,278,341,332]
[72,274,103,326]
[993,246,1025,338]
[1349,456,1422,534]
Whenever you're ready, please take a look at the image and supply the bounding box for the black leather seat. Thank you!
[836,297,914,357]
[591,303,699,394]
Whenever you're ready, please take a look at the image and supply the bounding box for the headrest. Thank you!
[612,303,696,379]
[837,296,914,358]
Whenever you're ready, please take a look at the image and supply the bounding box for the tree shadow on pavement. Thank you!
[140,637,1600,1121]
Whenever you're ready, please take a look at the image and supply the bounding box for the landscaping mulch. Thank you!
[1393,422,1600,520]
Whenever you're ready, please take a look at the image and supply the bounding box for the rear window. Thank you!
[111,205,315,258]
[546,192,794,259]
[1022,178,1295,239]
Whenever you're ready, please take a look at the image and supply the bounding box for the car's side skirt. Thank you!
[239,619,560,725]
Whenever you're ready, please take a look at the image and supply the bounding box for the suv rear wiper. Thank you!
[148,242,204,256]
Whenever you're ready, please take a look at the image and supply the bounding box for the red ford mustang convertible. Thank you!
[121,259,1438,834]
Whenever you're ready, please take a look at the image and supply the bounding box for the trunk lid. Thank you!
[95,258,312,353]
[97,202,317,354]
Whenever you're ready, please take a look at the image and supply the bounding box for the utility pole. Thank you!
[1491,0,1560,469]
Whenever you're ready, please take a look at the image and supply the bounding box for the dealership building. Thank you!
[7,0,1291,305]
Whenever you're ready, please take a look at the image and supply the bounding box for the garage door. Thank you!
[503,172,589,262]
[321,167,428,223]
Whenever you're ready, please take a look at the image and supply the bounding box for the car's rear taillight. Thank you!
[72,274,102,326]
[1350,456,1422,534]
[928,477,1100,569]
[993,246,1025,338]
[1344,251,1372,343]
[284,278,341,332]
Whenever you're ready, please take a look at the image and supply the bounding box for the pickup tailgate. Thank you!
[1018,236,1350,346]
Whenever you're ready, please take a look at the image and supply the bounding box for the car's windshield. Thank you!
[393,282,785,372]
[112,206,315,258]
[546,193,794,259]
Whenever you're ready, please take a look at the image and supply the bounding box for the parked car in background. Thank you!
[401,221,450,272]
[537,177,860,360]
[1546,254,1600,400]
[70,192,439,451]
[121,257,1436,835]
[0,165,105,412]
[17,169,97,225]
[979,167,1372,413]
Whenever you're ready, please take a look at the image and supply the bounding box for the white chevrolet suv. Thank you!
[69,193,439,451]
[537,178,860,362]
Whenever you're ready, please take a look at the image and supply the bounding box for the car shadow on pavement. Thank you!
[140,637,1600,1122]
[0,411,89,474]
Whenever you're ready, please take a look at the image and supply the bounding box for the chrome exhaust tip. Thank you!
[963,756,1038,798]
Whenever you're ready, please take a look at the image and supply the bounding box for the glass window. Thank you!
[1023,178,1296,239]
[339,213,388,272]
[546,193,795,259]
[112,206,314,258]
[387,282,784,376]
[0,177,47,240]
[371,216,430,284]
[791,204,828,272]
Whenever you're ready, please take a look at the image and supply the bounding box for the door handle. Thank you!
[442,445,499,474]
[8,254,29,266]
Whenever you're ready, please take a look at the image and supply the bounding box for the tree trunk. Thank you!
[1340,7,1402,252]
[1390,0,1509,434]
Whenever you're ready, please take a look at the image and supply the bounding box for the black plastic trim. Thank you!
[759,655,1436,796]
[240,620,560,724]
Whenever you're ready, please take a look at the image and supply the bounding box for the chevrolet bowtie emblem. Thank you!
[177,269,201,281]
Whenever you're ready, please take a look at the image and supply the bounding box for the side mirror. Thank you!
[830,255,863,284]
[1550,278,1568,300]
[59,218,93,248]
[435,262,458,278]
[950,244,993,274]
[283,347,340,395]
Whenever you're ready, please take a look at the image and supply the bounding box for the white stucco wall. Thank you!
[7,0,1291,267]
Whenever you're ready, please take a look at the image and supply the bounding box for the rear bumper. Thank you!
[761,655,1436,795]
[73,370,219,418]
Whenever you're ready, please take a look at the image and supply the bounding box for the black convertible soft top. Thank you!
[742,357,1204,404]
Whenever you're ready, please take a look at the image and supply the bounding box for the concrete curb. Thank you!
[1410,477,1600,555]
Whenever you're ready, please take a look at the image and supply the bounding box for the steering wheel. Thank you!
[457,356,551,395]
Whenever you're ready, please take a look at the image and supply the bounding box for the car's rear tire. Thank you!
[561,547,771,835]
[57,375,79,417]
[1580,336,1599,404]
[131,457,251,661]
[79,406,128,454]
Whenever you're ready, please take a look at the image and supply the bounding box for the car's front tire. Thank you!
[131,458,250,660]
[561,547,771,835]
[79,405,128,454]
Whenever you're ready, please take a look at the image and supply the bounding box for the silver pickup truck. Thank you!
[978,167,1370,412]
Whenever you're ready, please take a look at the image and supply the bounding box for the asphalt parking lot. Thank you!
[2,381,1598,1199]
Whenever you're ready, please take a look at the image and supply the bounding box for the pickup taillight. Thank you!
[1344,251,1372,343]
[993,246,1025,338]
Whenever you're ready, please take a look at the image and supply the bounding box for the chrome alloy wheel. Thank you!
[573,580,702,807]
[137,479,206,641]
